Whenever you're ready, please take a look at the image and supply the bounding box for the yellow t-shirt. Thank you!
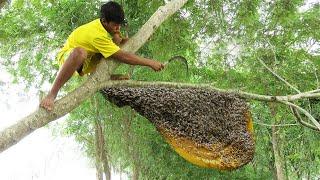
[57,19,120,75]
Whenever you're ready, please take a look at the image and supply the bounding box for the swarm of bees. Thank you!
[102,86,255,170]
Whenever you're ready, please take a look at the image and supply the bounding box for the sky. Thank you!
[0,66,126,179]
[0,66,96,179]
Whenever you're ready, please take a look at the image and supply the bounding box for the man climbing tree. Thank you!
[40,1,165,111]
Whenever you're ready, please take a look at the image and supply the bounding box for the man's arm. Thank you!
[120,37,129,45]
[111,50,164,71]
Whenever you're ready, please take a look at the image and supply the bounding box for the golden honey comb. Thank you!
[102,87,255,170]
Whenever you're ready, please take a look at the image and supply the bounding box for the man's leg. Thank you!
[40,47,87,111]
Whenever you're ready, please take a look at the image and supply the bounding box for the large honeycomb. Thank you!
[101,86,255,170]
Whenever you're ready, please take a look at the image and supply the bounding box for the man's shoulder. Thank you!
[86,18,100,26]
[71,19,103,37]
[78,19,100,30]
[82,19,110,37]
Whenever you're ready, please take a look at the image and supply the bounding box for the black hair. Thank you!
[100,1,125,24]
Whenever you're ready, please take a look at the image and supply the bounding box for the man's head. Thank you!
[100,1,125,35]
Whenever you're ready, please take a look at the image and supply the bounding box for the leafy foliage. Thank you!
[1,0,319,179]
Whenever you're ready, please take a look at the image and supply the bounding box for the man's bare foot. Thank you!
[40,94,55,111]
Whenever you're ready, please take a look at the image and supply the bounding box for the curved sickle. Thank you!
[129,55,189,78]
[164,55,189,76]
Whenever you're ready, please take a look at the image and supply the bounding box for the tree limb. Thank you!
[280,101,320,131]
[0,0,188,153]
[258,50,320,131]
[290,106,320,131]
[96,80,320,102]
[98,80,320,131]
[254,122,299,127]
[258,58,300,93]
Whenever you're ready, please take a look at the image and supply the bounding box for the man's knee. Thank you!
[72,47,87,63]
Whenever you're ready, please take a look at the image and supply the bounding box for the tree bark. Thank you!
[0,0,188,153]
[123,109,140,180]
[99,99,111,180]
[132,165,140,180]
[93,97,105,180]
[0,0,8,9]
[94,118,110,180]
[271,126,285,180]
[269,103,286,180]
[103,150,111,180]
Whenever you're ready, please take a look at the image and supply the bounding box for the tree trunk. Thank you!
[94,119,104,180]
[130,111,140,180]
[132,165,140,180]
[101,115,111,180]
[102,149,111,180]
[122,108,140,180]
[269,103,286,180]
[94,119,111,180]
[0,0,8,9]
[93,96,111,180]
[271,126,285,180]
[93,97,104,180]
[0,0,189,153]
[95,162,103,180]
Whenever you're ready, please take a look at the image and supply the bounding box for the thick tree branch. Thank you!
[254,122,299,127]
[95,80,320,102]
[0,0,188,153]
